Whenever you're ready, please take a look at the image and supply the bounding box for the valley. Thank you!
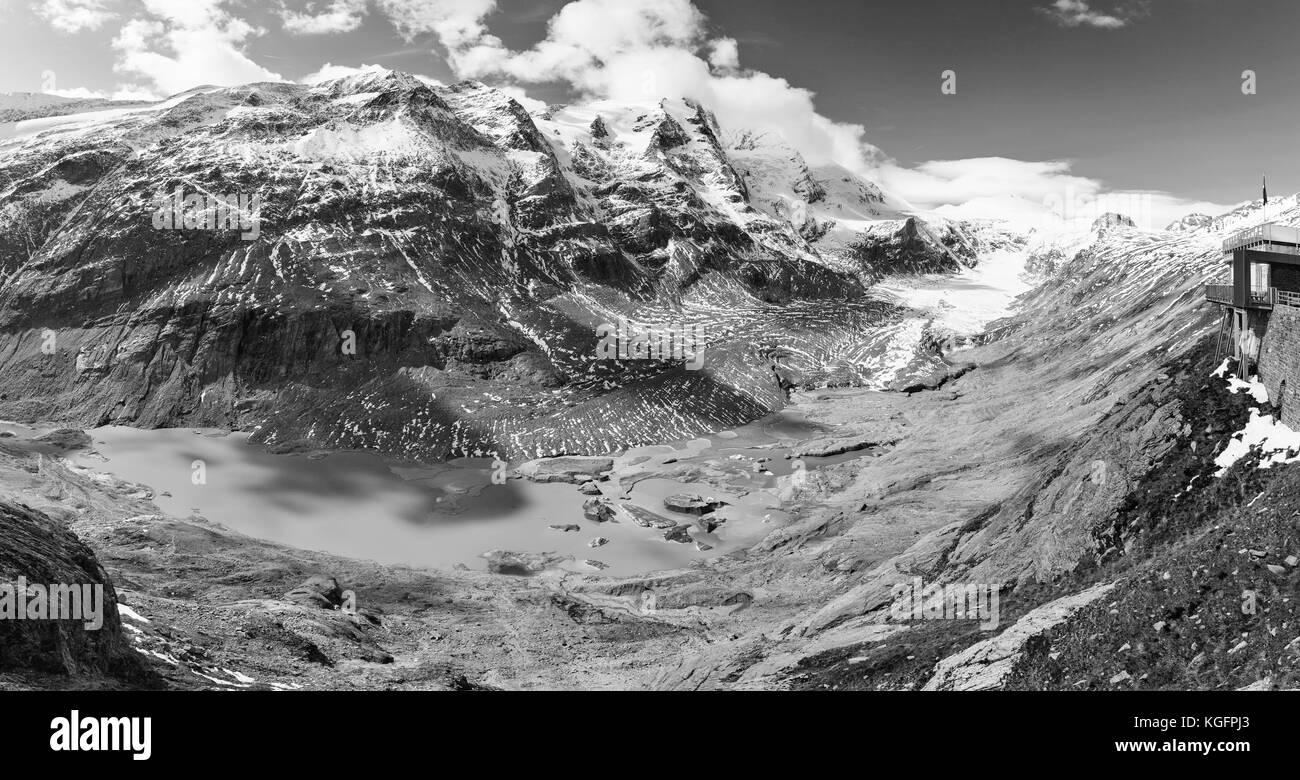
[2,70,1299,692]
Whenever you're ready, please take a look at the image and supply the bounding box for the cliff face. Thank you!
[0,494,150,686]
[0,71,989,460]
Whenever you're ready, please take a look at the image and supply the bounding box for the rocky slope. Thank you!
[638,201,1300,690]
[0,432,154,688]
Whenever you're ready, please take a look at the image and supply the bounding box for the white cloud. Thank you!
[882,158,1097,208]
[374,0,886,173]
[110,0,283,97]
[381,0,1208,231]
[281,0,368,35]
[879,157,1232,231]
[377,0,497,48]
[1041,0,1129,29]
[33,0,114,33]
[301,61,388,84]
[28,0,1208,234]
[46,85,159,101]
[707,38,739,70]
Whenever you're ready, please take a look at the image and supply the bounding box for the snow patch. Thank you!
[874,247,1032,335]
[1225,374,1269,404]
[117,603,151,623]
[1214,408,1300,476]
[286,118,435,161]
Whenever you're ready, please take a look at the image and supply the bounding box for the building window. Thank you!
[1252,262,1271,293]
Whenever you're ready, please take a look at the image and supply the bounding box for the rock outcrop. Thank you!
[0,500,150,682]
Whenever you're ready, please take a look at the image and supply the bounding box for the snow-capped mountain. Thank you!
[0,70,1031,458]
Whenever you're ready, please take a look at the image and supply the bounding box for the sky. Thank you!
[2,0,1297,229]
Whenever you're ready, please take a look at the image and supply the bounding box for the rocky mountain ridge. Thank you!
[0,70,1011,460]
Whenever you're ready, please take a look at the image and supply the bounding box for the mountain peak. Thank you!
[316,67,431,98]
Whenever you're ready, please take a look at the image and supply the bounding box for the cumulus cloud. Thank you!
[384,0,1215,230]
[377,0,497,48]
[29,0,1210,232]
[281,0,368,35]
[373,0,886,173]
[110,0,283,97]
[1040,0,1131,29]
[33,0,114,33]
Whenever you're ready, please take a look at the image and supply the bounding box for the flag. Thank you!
[1263,175,1268,205]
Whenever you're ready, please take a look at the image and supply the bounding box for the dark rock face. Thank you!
[849,217,975,276]
[1092,212,1137,231]
[0,501,150,682]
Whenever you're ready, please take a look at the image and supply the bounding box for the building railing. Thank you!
[1203,284,1278,308]
[1223,242,1300,257]
[1278,289,1300,308]
[1223,223,1300,252]
[1204,284,1235,305]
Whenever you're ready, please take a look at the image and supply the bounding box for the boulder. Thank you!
[517,456,614,484]
[583,498,618,523]
[664,524,694,544]
[578,481,603,495]
[664,493,727,516]
[549,524,581,533]
[481,550,570,576]
[624,504,678,529]
[284,575,346,609]
[696,514,725,534]
[32,428,92,451]
[588,537,610,548]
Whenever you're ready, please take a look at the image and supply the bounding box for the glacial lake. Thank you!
[61,410,865,577]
